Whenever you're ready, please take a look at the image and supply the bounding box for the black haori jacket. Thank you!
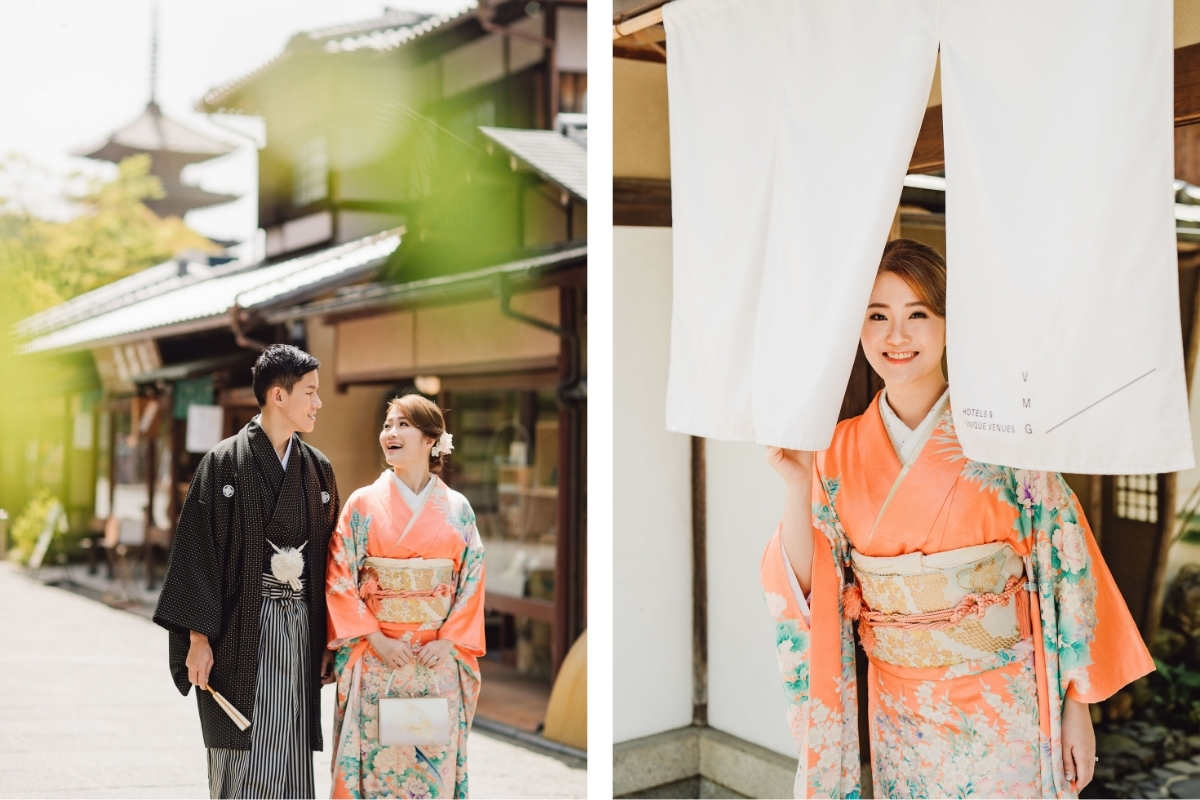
[153,420,339,751]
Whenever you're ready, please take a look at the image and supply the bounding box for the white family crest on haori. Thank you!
[267,539,306,590]
[223,484,235,498]
[661,0,1194,474]
[321,491,331,504]
[431,431,454,457]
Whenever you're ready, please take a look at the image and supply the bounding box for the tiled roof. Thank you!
[20,231,401,354]
[319,3,476,53]
[264,241,586,322]
[479,127,587,201]
[302,8,433,41]
[15,257,230,340]
[198,3,477,112]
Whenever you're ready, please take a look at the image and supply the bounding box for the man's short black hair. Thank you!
[251,344,320,406]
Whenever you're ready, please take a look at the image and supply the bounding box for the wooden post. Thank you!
[143,392,158,590]
[552,285,582,676]
[691,435,708,727]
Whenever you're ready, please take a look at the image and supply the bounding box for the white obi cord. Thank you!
[662,0,1193,474]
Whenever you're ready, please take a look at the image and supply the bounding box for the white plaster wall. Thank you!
[705,439,801,759]
[613,226,695,743]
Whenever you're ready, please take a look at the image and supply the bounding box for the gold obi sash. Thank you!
[843,543,1033,669]
[359,557,456,626]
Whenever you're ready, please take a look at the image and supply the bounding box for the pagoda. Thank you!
[74,4,238,219]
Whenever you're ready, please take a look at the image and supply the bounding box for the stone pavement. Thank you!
[0,563,585,798]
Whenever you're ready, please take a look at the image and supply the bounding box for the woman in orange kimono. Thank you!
[762,239,1153,799]
[326,394,485,798]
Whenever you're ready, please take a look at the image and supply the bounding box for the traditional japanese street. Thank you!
[0,563,586,799]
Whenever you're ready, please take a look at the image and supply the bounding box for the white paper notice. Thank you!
[72,412,93,450]
[186,405,225,454]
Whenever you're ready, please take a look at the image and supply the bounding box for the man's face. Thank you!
[269,370,322,433]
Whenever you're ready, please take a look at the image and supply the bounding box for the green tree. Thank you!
[0,153,217,332]
[0,153,218,534]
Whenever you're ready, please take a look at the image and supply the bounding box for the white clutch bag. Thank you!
[379,663,450,748]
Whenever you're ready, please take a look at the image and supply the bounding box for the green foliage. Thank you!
[0,153,217,332]
[1146,658,1200,733]
[1179,509,1200,545]
[8,488,59,563]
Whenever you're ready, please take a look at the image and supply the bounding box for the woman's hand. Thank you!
[769,447,818,595]
[186,631,214,690]
[766,447,814,487]
[368,632,415,672]
[1061,697,1096,790]
[416,639,456,669]
[320,648,337,685]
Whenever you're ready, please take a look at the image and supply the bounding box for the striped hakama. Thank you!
[207,575,314,799]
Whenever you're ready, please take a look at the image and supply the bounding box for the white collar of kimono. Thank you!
[279,437,293,472]
[388,471,436,513]
[879,387,950,463]
[251,415,293,471]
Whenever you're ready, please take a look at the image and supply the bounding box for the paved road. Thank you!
[0,564,585,798]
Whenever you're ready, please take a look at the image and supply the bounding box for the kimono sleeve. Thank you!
[152,452,225,696]
[761,521,842,759]
[325,494,381,647]
[1052,478,1154,703]
[438,518,486,658]
[153,451,223,640]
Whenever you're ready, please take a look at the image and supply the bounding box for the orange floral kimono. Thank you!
[761,393,1153,799]
[327,473,486,798]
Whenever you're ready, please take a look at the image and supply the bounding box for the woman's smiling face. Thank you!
[379,407,435,469]
[861,271,946,390]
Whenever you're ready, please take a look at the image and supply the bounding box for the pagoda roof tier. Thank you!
[145,180,238,218]
[74,101,235,166]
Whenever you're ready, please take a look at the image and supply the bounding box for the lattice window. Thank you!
[293,137,328,207]
[1114,474,1158,523]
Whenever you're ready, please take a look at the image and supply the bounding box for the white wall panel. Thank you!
[614,226,695,743]
[706,438,799,758]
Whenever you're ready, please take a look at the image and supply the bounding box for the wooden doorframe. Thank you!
[1137,256,1200,639]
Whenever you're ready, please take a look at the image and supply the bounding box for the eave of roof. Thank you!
[15,258,221,339]
[480,126,587,201]
[19,230,402,355]
[198,3,478,113]
[132,352,256,384]
[263,240,587,324]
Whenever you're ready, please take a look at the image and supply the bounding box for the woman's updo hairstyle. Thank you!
[877,238,947,318]
[387,394,449,474]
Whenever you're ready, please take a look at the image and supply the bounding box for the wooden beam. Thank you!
[486,593,556,624]
[613,6,662,39]
[908,43,1200,175]
[614,178,672,226]
[613,42,667,64]
[1178,42,1200,127]
[908,105,944,175]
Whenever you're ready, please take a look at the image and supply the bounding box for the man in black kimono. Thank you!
[154,345,340,799]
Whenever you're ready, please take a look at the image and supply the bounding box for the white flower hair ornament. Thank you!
[431,431,454,458]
